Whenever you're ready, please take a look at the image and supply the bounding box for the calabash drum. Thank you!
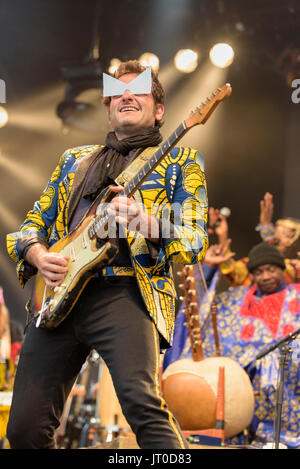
[162,356,255,438]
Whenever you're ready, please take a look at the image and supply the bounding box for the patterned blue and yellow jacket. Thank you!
[7,144,208,345]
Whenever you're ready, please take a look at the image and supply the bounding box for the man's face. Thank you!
[252,264,284,294]
[108,73,164,139]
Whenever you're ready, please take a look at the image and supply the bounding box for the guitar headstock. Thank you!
[185,83,232,129]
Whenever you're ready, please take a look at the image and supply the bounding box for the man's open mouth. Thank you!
[120,106,139,112]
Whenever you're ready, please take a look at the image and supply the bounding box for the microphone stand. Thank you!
[256,327,300,449]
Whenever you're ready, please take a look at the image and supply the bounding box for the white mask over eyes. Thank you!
[102,67,152,97]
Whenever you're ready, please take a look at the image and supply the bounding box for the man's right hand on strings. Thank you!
[25,244,69,288]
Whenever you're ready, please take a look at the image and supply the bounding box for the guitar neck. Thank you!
[88,82,232,239]
[123,121,187,198]
[87,122,187,240]
[122,82,232,197]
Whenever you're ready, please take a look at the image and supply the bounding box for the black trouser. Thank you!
[7,276,188,449]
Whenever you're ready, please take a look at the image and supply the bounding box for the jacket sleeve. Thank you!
[6,150,69,286]
[144,147,208,267]
[163,149,208,264]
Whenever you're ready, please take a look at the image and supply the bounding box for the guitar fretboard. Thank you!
[123,121,187,197]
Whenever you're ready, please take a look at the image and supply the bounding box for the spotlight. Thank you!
[0,106,8,128]
[139,53,160,71]
[56,59,102,131]
[108,58,122,75]
[174,49,199,73]
[56,0,104,132]
[209,43,235,68]
[56,99,102,134]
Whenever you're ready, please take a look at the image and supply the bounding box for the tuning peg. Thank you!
[193,339,202,345]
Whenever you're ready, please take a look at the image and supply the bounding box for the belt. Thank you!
[101,266,135,277]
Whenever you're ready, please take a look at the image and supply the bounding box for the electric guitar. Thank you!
[31,83,232,329]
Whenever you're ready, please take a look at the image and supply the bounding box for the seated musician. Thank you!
[164,241,300,448]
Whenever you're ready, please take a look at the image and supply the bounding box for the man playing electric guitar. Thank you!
[6,60,209,449]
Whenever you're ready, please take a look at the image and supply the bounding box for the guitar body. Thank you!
[31,187,119,329]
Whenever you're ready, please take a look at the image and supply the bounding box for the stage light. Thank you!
[56,1,104,130]
[209,43,234,68]
[174,49,199,73]
[108,58,121,75]
[56,59,103,131]
[56,98,103,134]
[139,53,160,71]
[0,106,8,128]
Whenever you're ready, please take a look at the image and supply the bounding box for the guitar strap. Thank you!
[115,145,159,187]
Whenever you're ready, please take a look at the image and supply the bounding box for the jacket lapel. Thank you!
[67,145,105,228]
